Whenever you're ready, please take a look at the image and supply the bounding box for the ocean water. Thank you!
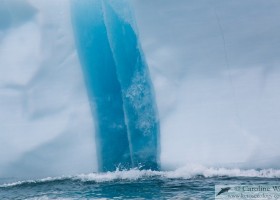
[1,166,280,200]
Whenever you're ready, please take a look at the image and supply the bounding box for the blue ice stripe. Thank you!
[71,0,160,171]
[103,1,160,170]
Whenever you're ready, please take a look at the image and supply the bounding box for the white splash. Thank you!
[2,165,280,188]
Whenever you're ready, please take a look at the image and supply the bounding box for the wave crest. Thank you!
[2,165,280,188]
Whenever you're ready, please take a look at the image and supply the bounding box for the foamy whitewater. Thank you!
[2,166,280,188]
[1,167,280,199]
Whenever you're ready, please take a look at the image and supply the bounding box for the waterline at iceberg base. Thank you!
[2,166,280,199]
[1,0,280,199]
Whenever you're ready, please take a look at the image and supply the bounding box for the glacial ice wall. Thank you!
[132,0,280,169]
[0,0,97,178]
[1,0,280,179]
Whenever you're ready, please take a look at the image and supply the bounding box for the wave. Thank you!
[1,165,280,188]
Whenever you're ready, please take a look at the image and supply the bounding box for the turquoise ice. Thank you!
[71,0,160,171]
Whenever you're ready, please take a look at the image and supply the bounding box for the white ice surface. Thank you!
[1,0,280,178]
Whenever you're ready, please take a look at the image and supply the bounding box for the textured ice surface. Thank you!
[0,0,96,178]
[1,0,280,179]
[132,0,280,169]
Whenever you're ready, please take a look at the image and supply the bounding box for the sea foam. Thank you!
[2,165,280,188]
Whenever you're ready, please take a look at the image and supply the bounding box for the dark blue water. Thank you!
[1,168,280,199]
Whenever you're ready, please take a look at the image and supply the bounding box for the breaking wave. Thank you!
[2,165,280,188]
